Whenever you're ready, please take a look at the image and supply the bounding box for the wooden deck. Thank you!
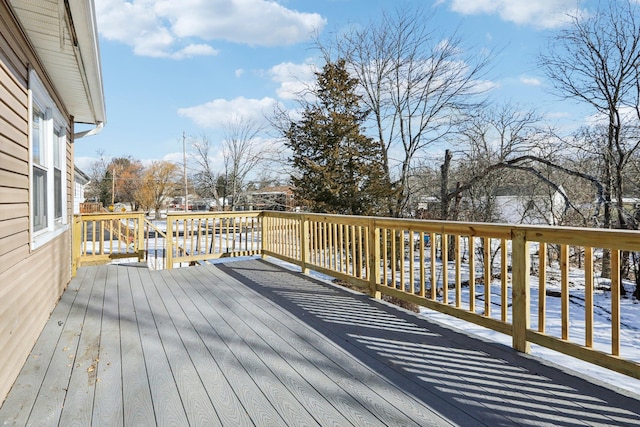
[2,259,640,426]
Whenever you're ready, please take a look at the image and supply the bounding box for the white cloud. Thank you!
[473,79,500,93]
[584,106,638,128]
[156,0,326,46]
[235,69,245,78]
[162,151,186,165]
[95,0,325,58]
[74,156,99,172]
[268,60,318,100]
[520,76,542,86]
[177,96,279,128]
[170,44,220,60]
[445,0,583,29]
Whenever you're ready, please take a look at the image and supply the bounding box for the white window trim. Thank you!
[29,70,68,250]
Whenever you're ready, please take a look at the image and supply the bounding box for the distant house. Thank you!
[73,167,91,214]
[414,186,567,225]
[415,196,441,219]
[492,185,567,225]
[0,0,105,402]
[250,186,296,211]
[622,197,640,211]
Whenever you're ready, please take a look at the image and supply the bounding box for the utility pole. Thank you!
[183,131,188,212]
[111,166,116,208]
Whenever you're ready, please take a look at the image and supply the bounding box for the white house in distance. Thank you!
[492,185,567,225]
[416,185,567,225]
[73,166,91,214]
[0,0,106,402]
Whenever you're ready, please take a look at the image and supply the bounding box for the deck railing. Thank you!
[73,211,263,273]
[72,212,146,272]
[73,210,640,380]
[165,211,262,265]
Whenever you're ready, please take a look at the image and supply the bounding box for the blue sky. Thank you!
[75,0,607,174]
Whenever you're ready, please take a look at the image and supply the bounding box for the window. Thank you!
[54,127,63,221]
[32,106,47,232]
[29,70,68,249]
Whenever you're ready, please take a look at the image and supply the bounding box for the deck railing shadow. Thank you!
[219,259,640,426]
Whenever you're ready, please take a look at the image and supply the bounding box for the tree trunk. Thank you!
[601,149,613,278]
[440,150,452,221]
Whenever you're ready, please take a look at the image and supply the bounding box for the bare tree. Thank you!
[222,117,270,210]
[85,149,110,206]
[540,1,640,227]
[540,0,640,279]
[191,134,224,210]
[326,5,493,216]
[439,104,568,220]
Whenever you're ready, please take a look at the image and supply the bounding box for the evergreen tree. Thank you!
[285,59,390,215]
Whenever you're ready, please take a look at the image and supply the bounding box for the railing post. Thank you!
[136,212,145,262]
[368,218,381,299]
[166,216,174,270]
[300,214,310,274]
[72,215,81,276]
[512,229,530,353]
[261,213,268,259]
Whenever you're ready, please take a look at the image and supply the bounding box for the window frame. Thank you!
[29,70,68,250]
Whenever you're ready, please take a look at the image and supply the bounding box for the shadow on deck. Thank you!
[1,258,640,426]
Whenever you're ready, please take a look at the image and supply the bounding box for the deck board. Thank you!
[57,264,105,427]
[128,265,190,427]
[214,261,484,426]
[218,259,640,427]
[152,269,252,426]
[139,267,221,426]
[0,266,87,425]
[172,267,289,426]
[118,265,155,426]
[92,264,123,426]
[181,266,356,427]
[2,259,640,426]
[189,264,451,426]
[26,265,98,426]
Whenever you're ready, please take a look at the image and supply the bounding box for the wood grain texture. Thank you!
[151,270,245,426]
[26,266,97,426]
[214,261,457,427]
[128,266,190,427]
[92,265,124,426]
[181,266,351,427]
[139,267,220,426]
[191,265,400,426]
[0,267,85,425]
[170,269,287,426]
[58,266,106,427]
[118,265,155,426]
[219,260,640,426]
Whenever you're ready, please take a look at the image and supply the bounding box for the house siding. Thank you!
[0,0,73,402]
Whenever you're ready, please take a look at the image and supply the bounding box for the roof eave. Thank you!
[67,0,106,126]
[9,0,106,127]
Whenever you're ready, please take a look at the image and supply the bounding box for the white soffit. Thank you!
[9,0,106,125]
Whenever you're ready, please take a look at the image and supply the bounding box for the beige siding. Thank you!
[0,0,74,403]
